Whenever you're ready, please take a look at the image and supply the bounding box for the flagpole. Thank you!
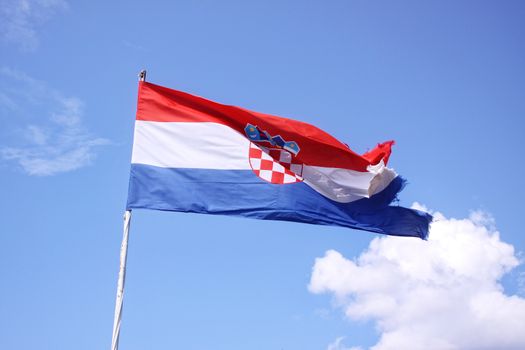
[110,70,146,350]
[110,210,132,350]
[139,69,146,82]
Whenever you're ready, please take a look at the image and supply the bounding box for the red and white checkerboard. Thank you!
[248,143,303,184]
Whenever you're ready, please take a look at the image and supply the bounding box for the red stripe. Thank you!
[136,81,393,171]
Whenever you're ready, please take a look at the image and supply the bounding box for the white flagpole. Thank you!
[110,210,132,350]
[110,70,146,350]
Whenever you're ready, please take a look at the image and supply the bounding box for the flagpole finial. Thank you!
[139,70,147,82]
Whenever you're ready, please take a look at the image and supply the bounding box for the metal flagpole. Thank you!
[110,70,146,350]
[110,210,132,350]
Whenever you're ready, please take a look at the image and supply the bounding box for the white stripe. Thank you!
[131,121,251,170]
[131,120,397,203]
[302,162,397,203]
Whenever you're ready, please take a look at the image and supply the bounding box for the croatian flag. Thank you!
[127,81,432,239]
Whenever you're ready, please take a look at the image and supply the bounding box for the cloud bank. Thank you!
[310,204,525,350]
[0,67,108,175]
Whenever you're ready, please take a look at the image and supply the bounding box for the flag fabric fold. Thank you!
[127,81,432,239]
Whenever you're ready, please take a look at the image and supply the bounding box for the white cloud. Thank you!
[327,337,363,350]
[0,0,68,51]
[0,67,109,175]
[309,204,525,350]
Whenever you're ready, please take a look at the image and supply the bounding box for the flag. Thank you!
[126,81,432,239]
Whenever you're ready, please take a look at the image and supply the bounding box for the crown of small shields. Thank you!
[244,123,300,156]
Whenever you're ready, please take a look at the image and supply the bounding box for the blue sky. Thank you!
[1,1,524,349]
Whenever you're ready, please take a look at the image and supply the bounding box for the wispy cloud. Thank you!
[122,40,148,52]
[310,204,525,350]
[0,67,109,176]
[518,271,525,296]
[0,0,68,51]
[327,337,362,350]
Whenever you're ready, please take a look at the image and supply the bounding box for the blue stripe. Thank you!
[127,164,431,239]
